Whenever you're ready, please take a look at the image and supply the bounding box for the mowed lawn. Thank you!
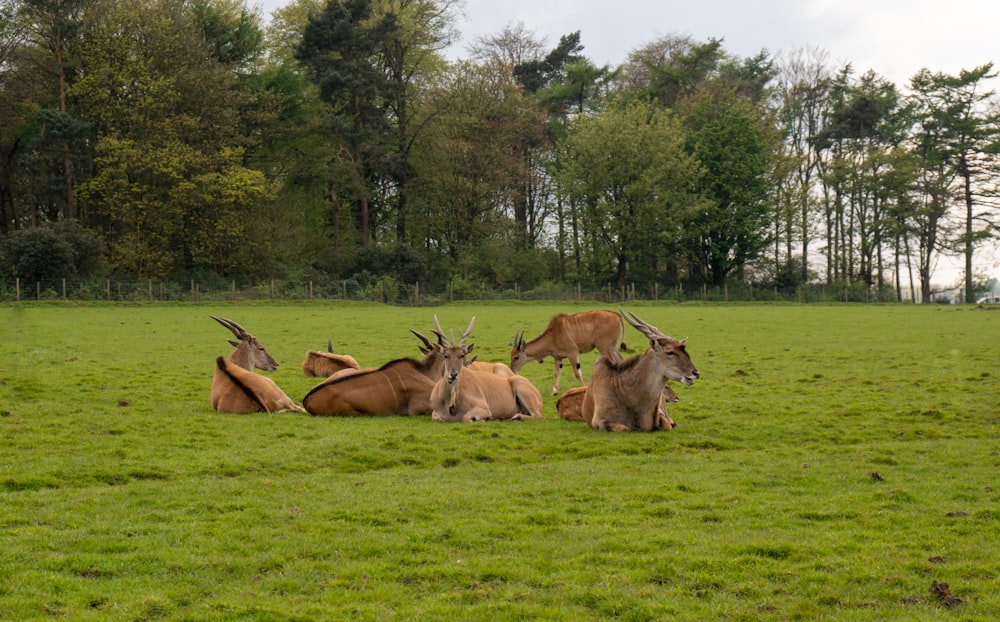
[1,301,998,621]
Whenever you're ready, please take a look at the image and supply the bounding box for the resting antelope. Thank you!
[582,309,699,432]
[412,326,515,377]
[556,384,679,429]
[301,339,360,377]
[510,309,627,395]
[430,318,544,423]
[210,316,306,414]
[300,320,474,416]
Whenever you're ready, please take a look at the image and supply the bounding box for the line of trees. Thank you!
[1,0,998,303]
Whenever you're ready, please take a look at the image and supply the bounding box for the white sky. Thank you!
[255,0,1000,285]
[257,0,999,89]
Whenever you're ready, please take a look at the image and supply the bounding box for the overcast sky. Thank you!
[257,0,998,90]
[254,0,999,281]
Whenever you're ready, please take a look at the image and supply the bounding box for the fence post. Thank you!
[415,282,420,306]
[106,279,110,300]
[62,278,67,300]
[270,279,275,299]
[149,279,153,302]
[15,277,19,301]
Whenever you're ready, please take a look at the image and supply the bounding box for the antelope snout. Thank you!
[447,371,459,384]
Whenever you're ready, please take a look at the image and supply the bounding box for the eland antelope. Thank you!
[430,318,544,423]
[210,316,305,414]
[510,309,627,395]
[412,325,515,377]
[582,309,698,432]
[556,384,680,429]
[301,339,361,377]
[300,320,475,416]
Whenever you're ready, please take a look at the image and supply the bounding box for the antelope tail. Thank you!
[618,314,629,352]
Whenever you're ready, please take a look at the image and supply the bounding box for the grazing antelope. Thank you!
[582,309,699,432]
[430,318,544,423]
[556,384,679,429]
[510,309,627,395]
[210,316,306,414]
[300,320,474,417]
[301,339,360,377]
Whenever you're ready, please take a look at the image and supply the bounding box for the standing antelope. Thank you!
[300,319,474,417]
[431,318,544,423]
[210,316,306,414]
[582,309,699,432]
[556,384,679,429]
[301,339,360,377]
[510,310,627,395]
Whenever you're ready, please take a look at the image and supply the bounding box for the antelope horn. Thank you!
[618,308,666,341]
[512,329,524,349]
[211,315,249,339]
[327,338,334,353]
[411,329,433,354]
[432,315,449,346]
[459,316,475,348]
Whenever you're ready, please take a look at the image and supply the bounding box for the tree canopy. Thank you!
[1,0,998,302]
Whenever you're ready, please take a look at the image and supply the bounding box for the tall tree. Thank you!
[72,0,267,278]
[558,99,705,288]
[17,0,89,223]
[774,47,832,286]
[370,0,458,244]
[295,0,394,250]
[910,63,999,302]
[678,84,777,286]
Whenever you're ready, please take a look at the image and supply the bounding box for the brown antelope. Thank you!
[556,384,679,429]
[582,309,698,432]
[210,316,306,414]
[412,326,515,377]
[300,319,474,416]
[430,318,544,423]
[510,309,627,395]
[301,339,360,377]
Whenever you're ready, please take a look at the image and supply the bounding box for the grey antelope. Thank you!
[430,317,544,423]
[556,383,679,430]
[210,316,305,414]
[510,309,627,395]
[301,339,360,377]
[300,321,475,416]
[582,309,699,432]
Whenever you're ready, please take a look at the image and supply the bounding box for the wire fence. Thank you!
[0,276,932,305]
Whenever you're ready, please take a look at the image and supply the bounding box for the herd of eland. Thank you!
[210,308,700,432]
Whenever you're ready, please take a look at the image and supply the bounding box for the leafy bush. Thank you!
[1,220,105,281]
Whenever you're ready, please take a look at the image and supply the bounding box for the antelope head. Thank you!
[433,316,475,384]
[619,308,699,385]
[212,315,279,372]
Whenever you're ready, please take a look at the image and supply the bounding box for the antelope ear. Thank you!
[466,343,476,354]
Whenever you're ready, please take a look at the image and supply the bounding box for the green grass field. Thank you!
[1,301,998,621]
